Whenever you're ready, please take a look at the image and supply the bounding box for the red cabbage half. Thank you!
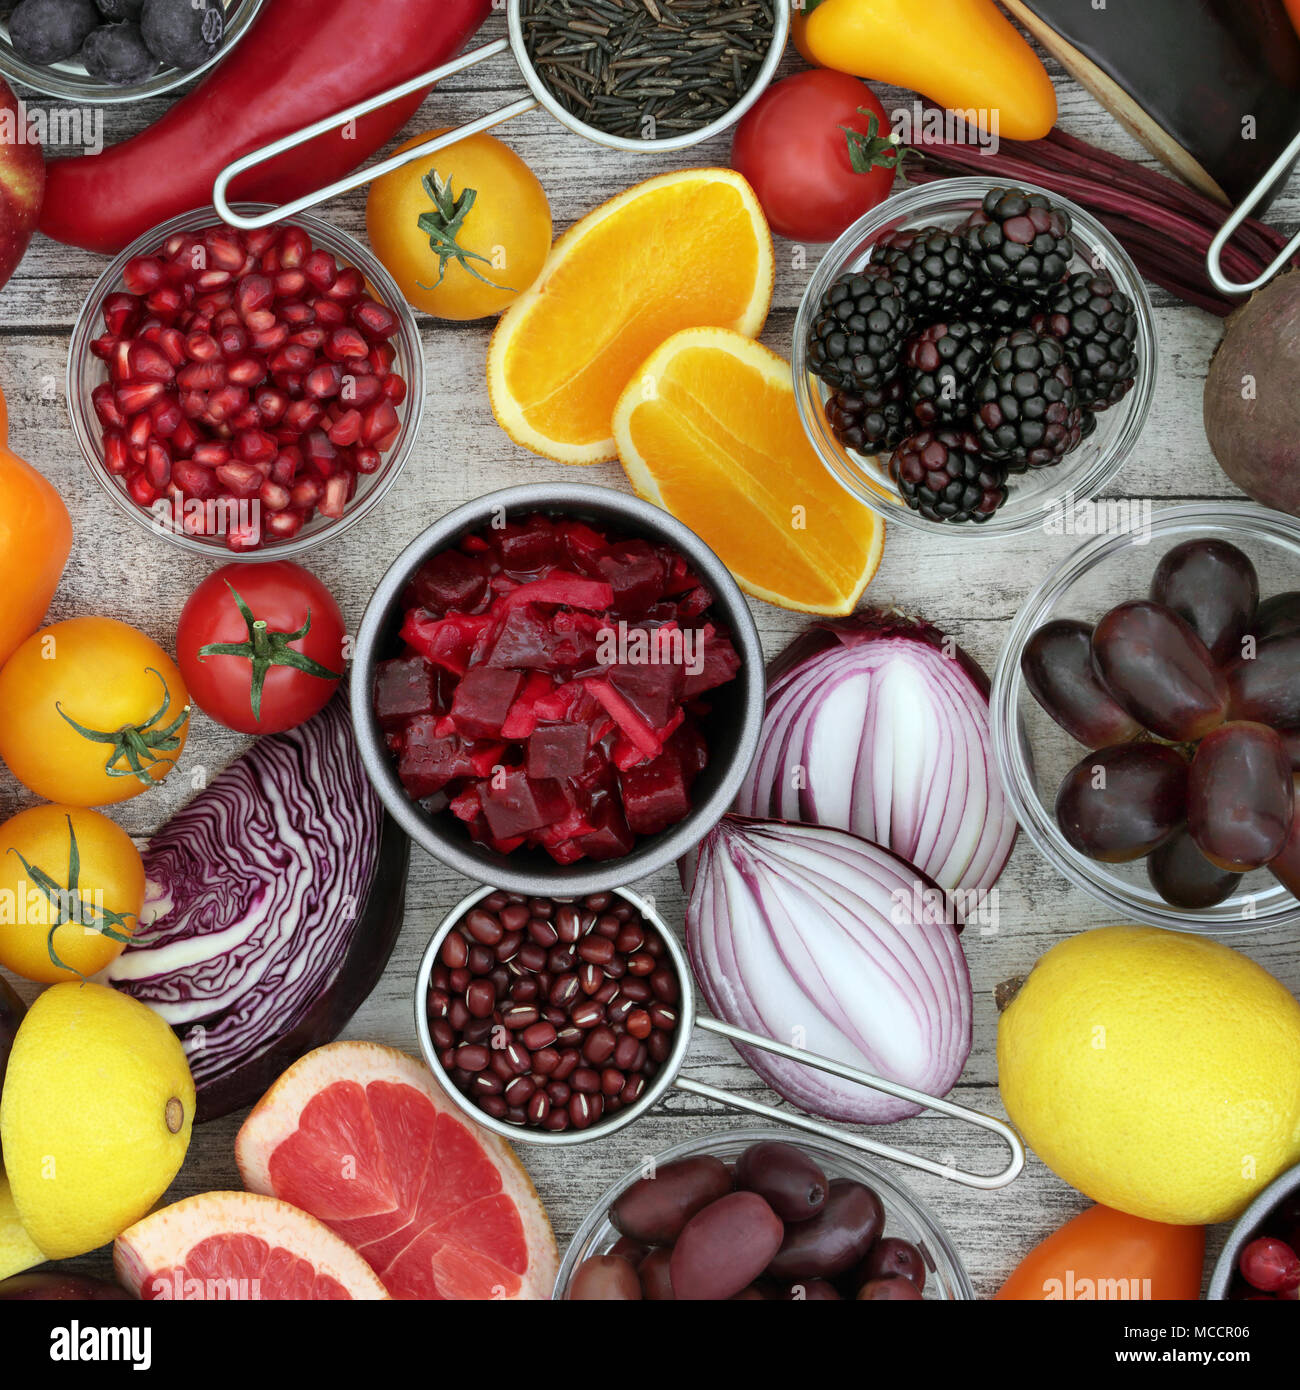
[107,695,407,1121]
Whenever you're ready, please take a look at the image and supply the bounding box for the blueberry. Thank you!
[81,20,156,82]
[94,0,142,19]
[140,0,221,70]
[9,0,98,64]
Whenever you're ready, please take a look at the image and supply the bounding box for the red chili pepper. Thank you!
[39,0,493,254]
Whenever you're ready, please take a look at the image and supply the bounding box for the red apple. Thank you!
[0,75,44,291]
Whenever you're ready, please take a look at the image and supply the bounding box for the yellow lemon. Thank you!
[0,1171,43,1279]
[998,926,1300,1224]
[0,983,194,1259]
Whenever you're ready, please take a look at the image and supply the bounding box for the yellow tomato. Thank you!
[0,804,144,983]
[0,617,190,807]
[366,129,552,321]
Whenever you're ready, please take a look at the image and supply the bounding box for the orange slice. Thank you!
[487,169,773,465]
[614,328,885,616]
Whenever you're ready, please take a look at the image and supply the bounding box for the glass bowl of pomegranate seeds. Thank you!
[554,1128,974,1300]
[1210,1160,1300,1299]
[351,482,764,894]
[68,203,423,558]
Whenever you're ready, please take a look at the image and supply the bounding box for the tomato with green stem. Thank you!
[176,562,346,735]
[730,70,900,243]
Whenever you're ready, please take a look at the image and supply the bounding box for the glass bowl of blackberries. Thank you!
[793,179,1157,536]
[0,0,260,102]
[991,503,1300,933]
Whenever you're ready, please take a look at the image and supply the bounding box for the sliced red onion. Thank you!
[736,611,1016,916]
[685,816,973,1124]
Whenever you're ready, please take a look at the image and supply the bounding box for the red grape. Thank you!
[1188,722,1294,871]
[1269,775,1300,900]
[1147,828,1241,909]
[1254,592,1300,642]
[1239,1236,1300,1293]
[1055,742,1189,863]
[1022,619,1142,748]
[1227,634,1300,729]
[1150,539,1258,664]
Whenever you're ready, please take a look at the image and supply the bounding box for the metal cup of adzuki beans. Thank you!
[425,888,681,1135]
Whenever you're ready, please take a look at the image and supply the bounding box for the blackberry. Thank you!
[81,22,158,82]
[8,0,97,64]
[873,228,978,321]
[140,0,221,69]
[1033,271,1139,411]
[807,267,909,394]
[967,281,1041,333]
[904,320,992,427]
[889,429,1008,524]
[974,329,1084,471]
[963,188,1074,293]
[825,379,908,456]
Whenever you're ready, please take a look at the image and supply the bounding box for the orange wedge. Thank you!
[613,328,884,616]
[487,169,773,465]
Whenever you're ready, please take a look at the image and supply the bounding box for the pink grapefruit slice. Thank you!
[235,1041,558,1300]
[114,1192,390,1300]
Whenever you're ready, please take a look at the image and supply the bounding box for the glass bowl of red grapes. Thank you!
[1210,1162,1300,1299]
[992,502,1300,933]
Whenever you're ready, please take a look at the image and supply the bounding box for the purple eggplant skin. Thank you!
[0,1272,131,1300]
[193,811,410,1123]
[0,975,25,1100]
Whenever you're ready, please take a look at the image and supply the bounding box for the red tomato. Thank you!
[730,70,899,243]
[177,562,346,735]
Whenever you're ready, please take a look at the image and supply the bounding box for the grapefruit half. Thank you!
[114,1192,390,1300]
[236,1042,558,1300]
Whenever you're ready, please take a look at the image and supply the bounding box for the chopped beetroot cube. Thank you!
[500,671,554,740]
[400,610,493,676]
[608,657,685,731]
[676,585,714,620]
[450,666,524,738]
[497,514,559,574]
[668,719,709,783]
[403,549,489,616]
[598,540,669,616]
[397,718,506,798]
[480,770,568,839]
[557,519,610,575]
[527,722,590,780]
[500,572,614,613]
[682,626,742,697]
[485,606,555,669]
[578,797,636,860]
[620,749,692,835]
[374,655,435,727]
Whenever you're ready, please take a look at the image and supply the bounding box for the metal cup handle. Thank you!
[676,1015,1026,1191]
[213,37,538,230]
[1206,123,1300,295]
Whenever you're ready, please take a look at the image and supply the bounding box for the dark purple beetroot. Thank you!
[620,752,692,836]
[479,770,568,840]
[403,549,489,615]
[448,667,524,739]
[373,655,436,728]
[526,723,589,780]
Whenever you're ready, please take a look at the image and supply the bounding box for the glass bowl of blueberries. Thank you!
[0,0,262,102]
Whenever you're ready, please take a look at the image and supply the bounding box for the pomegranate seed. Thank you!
[244,228,280,258]
[173,460,220,500]
[227,357,268,388]
[340,373,382,407]
[145,440,172,489]
[194,269,234,292]
[270,343,313,375]
[103,430,129,475]
[275,270,306,298]
[236,275,273,319]
[288,327,326,349]
[258,479,291,511]
[269,451,299,486]
[318,475,349,518]
[218,323,248,358]
[129,341,175,382]
[289,476,322,509]
[123,256,164,294]
[92,383,126,430]
[193,441,232,467]
[265,509,305,539]
[249,322,289,353]
[362,401,400,447]
[235,428,276,463]
[146,285,185,318]
[185,331,220,362]
[178,361,226,391]
[314,299,346,328]
[127,411,152,452]
[382,374,407,406]
[212,307,240,331]
[302,250,338,290]
[172,418,199,454]
[244,309,276,336]
[328,409,362,447]
[103,292,140,337]
[157,328,187,366]
[203,227,245,272]
[255,388,288,425]
[216,462,263,498]
[150,397,183,438]
[179,390,208,419]
[326,328,367,363]
[226,520,264,553]
[205,385,250,423]
[284,400,324,434]
[90,333,117,361]
[305,363,342,400]
[116,380,167,414]
[161,233,187,258]
[303,429,338,478]
[279,300,314,328]
[109,341,134,382]
[354,446,382,475]
[126,470,159,507]
[353,299,399,339]
[231,406,263,432]
[278,226,310,269]
[328,267,365,303]
[369,342,396,374]
[275,373,304,397]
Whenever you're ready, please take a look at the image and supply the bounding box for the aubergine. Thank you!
[1003,0,1300,208]
[105,695,410,1123]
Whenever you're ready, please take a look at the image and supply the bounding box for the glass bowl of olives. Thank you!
[992,502,1300,934]
[555,1127,973,1300]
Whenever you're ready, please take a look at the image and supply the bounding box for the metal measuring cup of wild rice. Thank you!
[213,0,790,229]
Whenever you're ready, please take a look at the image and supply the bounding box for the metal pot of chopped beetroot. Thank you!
[350,483,764,893]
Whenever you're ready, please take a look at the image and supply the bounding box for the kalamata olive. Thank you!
[858,1275,923,1300]
[1091,600,1229,742]
[1021,619,1143,747]
[1227,634,1300,728]
[1054,742,1189,862]
[856,1236,928,1293]
[786,1279,842,1300]
[610,1156,733,1246]
[670,1192,785,1301]
[1268,776,1300,900]
[735,1141,828,1224]
[1254,592,1300,642]
[569,1254,642,1300]
[1150,539,1258,665]
[638,1246,675,1300]
[1188,722,1294,871]
[766,1179,884,1282]
[1147,828,1242,909]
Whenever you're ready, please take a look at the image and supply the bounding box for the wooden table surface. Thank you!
[0,11,1290,1300]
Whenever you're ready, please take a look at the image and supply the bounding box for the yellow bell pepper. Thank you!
[793,0,1057,142]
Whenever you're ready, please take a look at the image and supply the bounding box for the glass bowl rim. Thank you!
[552,1124,976,1299]
[66,201,425,563]
[791,176,1159,541]
[990,500,1300,934]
